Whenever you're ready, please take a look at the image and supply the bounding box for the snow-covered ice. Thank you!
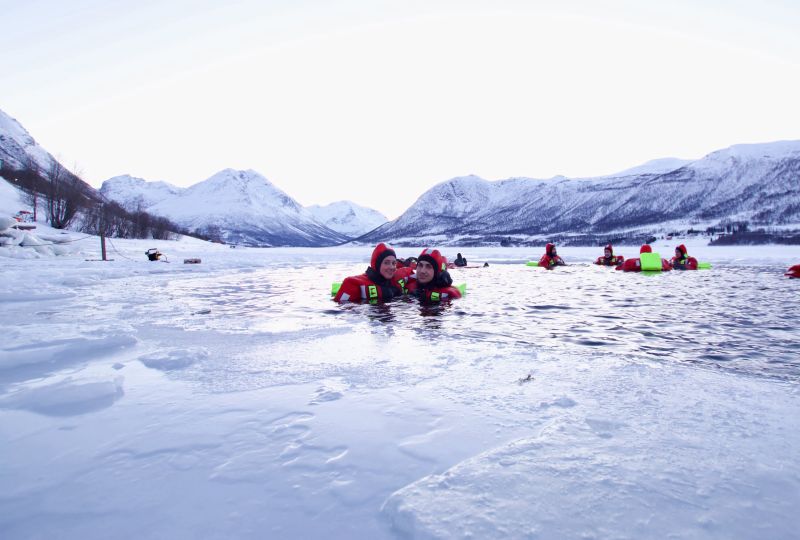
[1,228,799,539]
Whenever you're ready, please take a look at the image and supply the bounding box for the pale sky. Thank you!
[2,0,799,219]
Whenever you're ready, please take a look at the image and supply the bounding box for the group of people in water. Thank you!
[333,244,463,304]
[335,241,798,303]
[549,242,700,272]
[591,243,699,271]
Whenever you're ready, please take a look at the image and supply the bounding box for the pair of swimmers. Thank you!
[615,244,699,271]
[333,243,463,304]
[595,243,699,270]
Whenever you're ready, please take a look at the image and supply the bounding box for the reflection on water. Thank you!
[146,262,800,382]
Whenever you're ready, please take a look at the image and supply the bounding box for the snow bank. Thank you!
[0,210,83,257]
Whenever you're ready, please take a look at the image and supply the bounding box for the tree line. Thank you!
[1,157,193,240]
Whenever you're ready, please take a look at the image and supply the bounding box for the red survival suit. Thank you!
[594,243,625,266]
[785,264,800,279]
[333,243,409,303]
[405,248,462,303]
[539,243,566,269]
[670,244,699,270]
[616,244,672,272]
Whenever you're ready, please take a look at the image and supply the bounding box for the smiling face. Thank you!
[604,248,612,258]
[379,255,397,280]
[416,259,435,284]
[675,248,682,258]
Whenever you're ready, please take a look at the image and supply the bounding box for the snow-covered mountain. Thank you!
[103,169,350,247]
[6,105,799,247]
[306,201,387,237]
[100,175,184,210]
[362,141,800,246]
[0,109,55,173]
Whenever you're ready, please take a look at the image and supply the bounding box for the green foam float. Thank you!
[639,252,664,271]
[526,261,539,267]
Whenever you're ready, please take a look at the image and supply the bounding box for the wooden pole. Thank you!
[101,233,107,261]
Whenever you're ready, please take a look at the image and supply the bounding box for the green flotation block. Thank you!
[639,252,664,271]
[331,282,341,296]
[526,261,539,267]
[698,262,712,269]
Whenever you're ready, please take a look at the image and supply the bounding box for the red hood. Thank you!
[370,243,396,271]
[418,248,446,277]
[640,244,652,254]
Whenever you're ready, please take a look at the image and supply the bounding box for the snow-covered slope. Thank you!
[141,169,349,247]
[0,176,26,216]
[100,175,184,210]
[307,201,387,238]
[363,141,800,245]
[608,157,693,177]
[0,109,55,172]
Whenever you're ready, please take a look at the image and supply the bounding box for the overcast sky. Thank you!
[2,0,799,218]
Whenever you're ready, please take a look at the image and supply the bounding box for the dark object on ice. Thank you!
[146,248,163,261]
[454,253,468,267]
[483,262,489,267]
[184,258,201,264]
[517,373,534,384]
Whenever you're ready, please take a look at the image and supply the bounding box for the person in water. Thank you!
[594,244,624,266]
[453,253,468,267]
[539,243,566,269]
[786,264,800,279]
[396,256,417,269]
[617,244,672,272]
[406,248,462,303]
[785,264,800,278]
[670,244,699,270]
[333,243,408,303]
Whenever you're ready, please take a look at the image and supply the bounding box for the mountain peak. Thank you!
[307,201,388,237]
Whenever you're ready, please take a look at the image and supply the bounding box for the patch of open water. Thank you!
[143,261,799,382]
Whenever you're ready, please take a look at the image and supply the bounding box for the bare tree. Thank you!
[44,160,85,229]
[17,157,45,221]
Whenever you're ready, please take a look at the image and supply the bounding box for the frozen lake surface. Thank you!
[2,239,799,539]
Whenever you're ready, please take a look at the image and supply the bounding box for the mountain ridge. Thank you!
[4,106,798,247]
[359,140,800,246]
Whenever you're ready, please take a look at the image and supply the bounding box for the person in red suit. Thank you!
[333,243,408,303]
[616,244,672,272]
[670,244,699,270]
[785,264,800,279]
[539,243,566,269]
[594,244,624,266]
[405,248,462,303]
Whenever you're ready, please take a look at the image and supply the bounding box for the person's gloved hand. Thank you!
[437,270,453,287]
